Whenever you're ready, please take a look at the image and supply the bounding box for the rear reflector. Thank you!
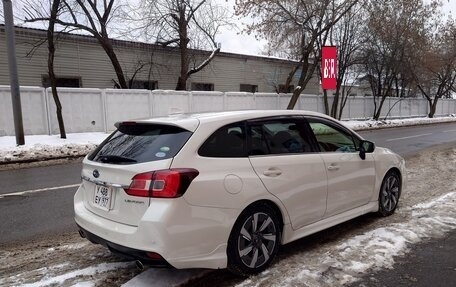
[124,169,199,198]
[146,252,163,260]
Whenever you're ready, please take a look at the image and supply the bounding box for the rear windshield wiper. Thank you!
[96,155,137,163]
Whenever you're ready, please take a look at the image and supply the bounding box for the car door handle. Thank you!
[263,168,282,177]
[327,164,340,171]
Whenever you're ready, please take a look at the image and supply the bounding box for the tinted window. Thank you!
[308,119,358,152]
[249,119,313,155]
[89,124,192,164]
[198,122,246,157]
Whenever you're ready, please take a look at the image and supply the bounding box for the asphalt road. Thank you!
[358,122,456,158]
[0,121,455,246]
[349,229,456,287]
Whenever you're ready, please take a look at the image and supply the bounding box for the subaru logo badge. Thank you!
[93,169,100,178]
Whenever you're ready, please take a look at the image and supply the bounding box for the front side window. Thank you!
[248,118,313,155]
[308,119,358,153]
[198,122,247,157]
[89,123,192,164]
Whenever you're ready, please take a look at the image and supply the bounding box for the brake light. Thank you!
[124,169,199,198]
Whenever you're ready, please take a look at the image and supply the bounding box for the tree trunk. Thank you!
[287,54,316,109]
[176,39,189,90]
[330,88,339,118]
[373,95,387,120]
[428,98,439,118]
[338,86,348,120]
[48,0,66,139]
[98,37,128,89]
[176,8,190,90]
[323,89,329,115]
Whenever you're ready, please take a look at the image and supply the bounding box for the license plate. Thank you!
[94,185,112,211]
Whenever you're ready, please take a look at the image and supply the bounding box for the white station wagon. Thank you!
[74,110,406,275]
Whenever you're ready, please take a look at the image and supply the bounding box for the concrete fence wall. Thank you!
[1,86,455,136]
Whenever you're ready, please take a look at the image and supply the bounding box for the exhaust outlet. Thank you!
[78,229,86,238]
[135,260,144,271]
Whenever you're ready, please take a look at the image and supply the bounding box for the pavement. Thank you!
[349,229,456,287]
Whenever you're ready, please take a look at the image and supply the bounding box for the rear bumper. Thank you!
[77,225,171,267]
[74,185,238,269]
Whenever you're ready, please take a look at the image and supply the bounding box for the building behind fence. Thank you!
[1,86,455,136]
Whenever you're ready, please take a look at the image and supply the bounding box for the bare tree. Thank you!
[361,0,438,120]
[415,19,456,117]
[22,0,67,138]
[24,0,130,88]
[47,0,66,138]
[133,0,231,90]
[236,0,359,109]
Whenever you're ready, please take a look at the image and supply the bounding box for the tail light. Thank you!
[124,168,199,198]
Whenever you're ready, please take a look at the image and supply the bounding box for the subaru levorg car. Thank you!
[74,110,405,275]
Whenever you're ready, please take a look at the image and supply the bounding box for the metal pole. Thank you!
[3,0,24,145]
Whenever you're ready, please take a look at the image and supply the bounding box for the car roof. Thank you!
[128,110,335,132]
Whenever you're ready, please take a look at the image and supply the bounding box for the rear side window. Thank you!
[89,124,192,164]
[198,122,247,157]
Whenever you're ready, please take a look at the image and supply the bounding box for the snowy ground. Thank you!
[0,145,455,287]
[0,115,455,165]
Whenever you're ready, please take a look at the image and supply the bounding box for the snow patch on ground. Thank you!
[1,262,133,287]
[0,132,109,163]
[342,115,456,131]
[25,262,132,287]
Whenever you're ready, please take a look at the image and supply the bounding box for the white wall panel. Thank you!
[191,91,224,112]
[48,88,103,134]
[104,89,150,131]
[151,90,190,116]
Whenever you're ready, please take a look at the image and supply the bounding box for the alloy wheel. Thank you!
[237,212,277,269]
[380,173,400,213]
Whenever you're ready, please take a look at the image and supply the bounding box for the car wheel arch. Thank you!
[382,167,402,188]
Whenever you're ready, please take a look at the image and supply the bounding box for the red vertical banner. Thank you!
[321,46,337,90]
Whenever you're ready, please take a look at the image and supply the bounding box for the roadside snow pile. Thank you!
[343,115,456,130]
[0,132,109,163]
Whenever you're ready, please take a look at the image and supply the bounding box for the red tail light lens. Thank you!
[124,169,199,198]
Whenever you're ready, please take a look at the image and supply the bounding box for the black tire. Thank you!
[227,203,281,276]
[378,170,401,217]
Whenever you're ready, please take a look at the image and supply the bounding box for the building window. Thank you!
[42,75,81,88]
[278,84,294,93]
[130,80,158,90]
[240,84,258,93]
[191,82,214,91]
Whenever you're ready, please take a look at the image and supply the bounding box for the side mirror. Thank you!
[359,140,375,160]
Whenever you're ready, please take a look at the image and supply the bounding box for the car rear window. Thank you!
[89,123,192,164]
